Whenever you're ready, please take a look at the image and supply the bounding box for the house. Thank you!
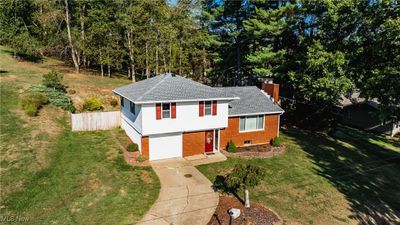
[338,91,399,137]
[112,73,284,161]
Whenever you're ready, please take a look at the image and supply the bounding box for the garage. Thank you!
[149,133,183,160]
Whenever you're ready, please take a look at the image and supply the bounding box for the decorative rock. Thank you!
[228,208,241,219]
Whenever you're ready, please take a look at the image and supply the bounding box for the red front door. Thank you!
[205,130,214,153]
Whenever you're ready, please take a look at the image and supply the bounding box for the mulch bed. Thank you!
[237,144,273,152]
[112,132,150,166]
[208,196,281,225]
[221,144,285,159]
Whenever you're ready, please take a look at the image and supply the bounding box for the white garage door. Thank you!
[149,133,183,160]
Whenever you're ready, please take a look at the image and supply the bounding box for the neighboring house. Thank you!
[339,91,400,137]
[113,73,284,161]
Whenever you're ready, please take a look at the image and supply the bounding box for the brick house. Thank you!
[113,73,283,161]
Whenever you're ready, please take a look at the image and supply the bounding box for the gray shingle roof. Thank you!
[215,86,284,116]
[113,73,238,103]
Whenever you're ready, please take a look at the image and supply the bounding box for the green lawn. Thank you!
[0,46,160,224]
[197,127,400,225]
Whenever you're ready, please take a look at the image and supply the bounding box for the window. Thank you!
[120,97,124,107]
[162,103,170,118]
[244,140,252,145]
[204,101,212,115]
[239,115,264,132]
[130,102,135,114]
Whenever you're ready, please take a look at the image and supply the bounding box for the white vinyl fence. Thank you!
[71,111,121,131]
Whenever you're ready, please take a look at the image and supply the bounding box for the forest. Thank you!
[1,0,399,128]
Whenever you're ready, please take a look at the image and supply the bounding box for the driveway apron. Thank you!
[138,158,219,225]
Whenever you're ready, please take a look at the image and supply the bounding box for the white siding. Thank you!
[120,97,142,133]
[121,117,142,151]
[149,133,183,160]
[141,100,229,135]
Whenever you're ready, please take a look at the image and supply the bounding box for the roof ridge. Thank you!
[137,74,169,101]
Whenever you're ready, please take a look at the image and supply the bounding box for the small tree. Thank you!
[227,139,237,152]
[225,164,265,208]
[42,71,65,91]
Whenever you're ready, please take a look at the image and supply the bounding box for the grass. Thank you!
[197,126,400,225]
[0,46,160,224]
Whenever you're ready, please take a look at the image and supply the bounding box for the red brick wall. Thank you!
[141,136,149,159]
[262,83,279,103]
[182,131,206,157]
[220,114,279,148]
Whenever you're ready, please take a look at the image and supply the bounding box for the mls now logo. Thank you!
[0,215,30,222]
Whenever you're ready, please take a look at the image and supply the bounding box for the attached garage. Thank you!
[149,133,183,160]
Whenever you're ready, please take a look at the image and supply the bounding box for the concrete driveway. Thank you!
[138,158,219,225]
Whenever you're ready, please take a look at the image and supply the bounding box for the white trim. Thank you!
[230,111,284,117]
[112,91,239,104]
[239,115,265,133]
[213,129,220,152]
[277,114,281,137]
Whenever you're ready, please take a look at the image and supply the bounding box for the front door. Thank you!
[205,130,214,153]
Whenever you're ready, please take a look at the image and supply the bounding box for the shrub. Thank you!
[126,143,139,152]
[110,98,118,107]
[82,97,103,112]
[227,140,237,153]
[24,102,39,116]
[42,71,66,91]
[20,92,49,116]
[68,89,76,94]
[271,137,280,147]
[137,155,147,162]
[26,85,75,112]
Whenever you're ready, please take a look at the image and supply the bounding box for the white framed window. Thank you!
[162,103,170,118]
[204,101,212,115]
[239,115,264,132]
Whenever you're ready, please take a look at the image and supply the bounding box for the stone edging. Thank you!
[221,146,285,159]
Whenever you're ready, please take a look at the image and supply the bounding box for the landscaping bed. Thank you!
[208,196,281,225]
[221,144,285,159]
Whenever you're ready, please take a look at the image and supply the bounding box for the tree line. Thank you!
[1,0,399,127]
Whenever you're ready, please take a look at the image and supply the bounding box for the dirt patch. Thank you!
[140,170,153,184]
[209,195,281,225]
[0,75,17,83]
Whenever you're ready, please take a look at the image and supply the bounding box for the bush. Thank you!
[110,98,118,107]
[68,89,76,94]
[24,102,39,116]
[227,140,237,153]
[26,85,75,112]
[137,155,147,162]
[20,92,49,116]
[42,71,66,91]
[271,137,280,147]
[82,97,104,112]
[126,143,139,152]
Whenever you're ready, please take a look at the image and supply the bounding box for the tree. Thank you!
[225,164,265,208]
[64,0,81,73]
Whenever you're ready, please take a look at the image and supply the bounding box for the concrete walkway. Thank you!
[138,158,219,225]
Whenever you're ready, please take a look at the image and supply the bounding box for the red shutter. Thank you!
[199,101,204,117]
[171,103,176,119]
[212,101,217,115]
[156,103,161,120]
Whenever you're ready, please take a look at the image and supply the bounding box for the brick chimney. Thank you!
[262,80,280,104]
